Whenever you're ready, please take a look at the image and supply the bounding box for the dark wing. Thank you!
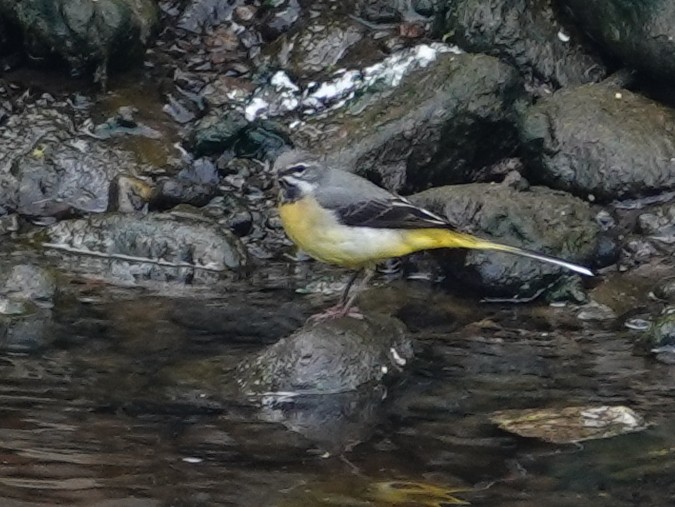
[332,196,451,229]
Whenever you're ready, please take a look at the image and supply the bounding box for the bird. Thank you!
[274,149,594,318]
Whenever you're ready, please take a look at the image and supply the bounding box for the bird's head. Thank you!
[273,149,326,202]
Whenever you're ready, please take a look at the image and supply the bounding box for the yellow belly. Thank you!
[278,197,408,268]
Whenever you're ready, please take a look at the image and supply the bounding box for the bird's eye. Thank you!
[288,164,307,174]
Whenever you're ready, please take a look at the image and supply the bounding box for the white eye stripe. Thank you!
[281,175,318,193]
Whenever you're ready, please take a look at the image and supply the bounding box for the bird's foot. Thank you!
[307,304,364,323]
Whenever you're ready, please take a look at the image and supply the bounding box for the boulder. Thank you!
[0,107,144,218]
[443,0,606,88]
[304,52,526,193]
[411,181,601,297]
[0,0,159,78]
[236,314,412,394]
[520,83,675,202]
[560,0,675,83]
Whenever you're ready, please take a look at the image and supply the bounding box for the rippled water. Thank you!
[1,271,674,507]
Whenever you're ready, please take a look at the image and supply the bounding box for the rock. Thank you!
[154,158,220,210]
[410,182,601,297]
[443,0,606,88]
[107,175,156,213]
[358,0,437,22]
[0,308,53,352]
[637,204,675,246]
[520,83,675,202]
[258,0,301,42]
[491,405,648,443]
[188,110,289,159]
[653,278,675,302]
[644,310,675,352]
[0,214,19,235]
[1,264,56,302]
[0,0,159,79]
[304,52,525,193]
[177,0,239,33]
[270,18,364,80]
[0,107,145,218]
[41,210,248,283]
[236,314,412,394]
[241,45,524,192]
[560,0,675,83]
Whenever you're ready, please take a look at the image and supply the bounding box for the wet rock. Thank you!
[576,300,617,322]
[177,0,239,33]
[0,214,18,235]
[41,210,248,283]
[304,51,525,193]
[443,0,606,88]
[258,0,301,42]
[0,0,159,79]
[520,83,675,202]
[411,182,600,297]
[188,110,289,159]
[270,18,364,80]
[0,107,145,218]
[108,175,156,213]
[638,309,675,363]
[653,278,675,303]
[0,307,53,352]
[0,263,56,303]
[154,159,220,210]
[637,204,675,246]
[236,314,412,394]
[358,0,437,23]
[560,0,675,83]
[491,405,647,444]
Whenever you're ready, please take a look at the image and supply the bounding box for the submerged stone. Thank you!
[491,405,648,444]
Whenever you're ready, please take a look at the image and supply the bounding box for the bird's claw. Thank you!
[307,304,364,323]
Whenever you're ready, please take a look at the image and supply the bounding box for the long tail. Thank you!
[404,229,595,277]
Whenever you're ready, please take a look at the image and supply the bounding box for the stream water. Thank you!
[1,267,674,507]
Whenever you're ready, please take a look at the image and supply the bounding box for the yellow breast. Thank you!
[278,196,412,268]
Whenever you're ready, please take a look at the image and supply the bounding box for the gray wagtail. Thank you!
[274,150,594,316]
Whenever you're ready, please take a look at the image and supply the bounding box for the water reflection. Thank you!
[0,280,674,506]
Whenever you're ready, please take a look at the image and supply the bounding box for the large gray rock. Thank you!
[295,52,525,193]
[411,181,601,297]
[560,0,675,83]
[236,314,412,394]
[443,0,606,88]
[40,210,249,283]
[0,0,158,77]
[0,108,144,218]
[520,83,675,202]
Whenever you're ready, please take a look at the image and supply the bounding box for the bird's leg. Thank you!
[340,269,363,306]
[342,268,374,316]
[308,268,371,322]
